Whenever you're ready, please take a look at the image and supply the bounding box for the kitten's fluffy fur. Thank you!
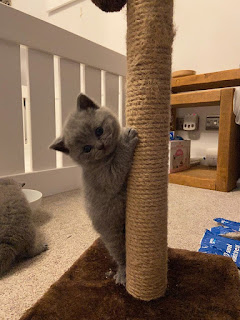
[50,94,138,284]
[0,178,47,277]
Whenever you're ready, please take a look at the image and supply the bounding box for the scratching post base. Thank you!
[21,239,240,320]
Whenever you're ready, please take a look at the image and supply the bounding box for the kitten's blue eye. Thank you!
[95,127,104,137]
[83,145,92,153]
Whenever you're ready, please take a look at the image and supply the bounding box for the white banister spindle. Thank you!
[85,66,101,105]
[60,58,80,167]
[80,64,86,94]
[54,56,63,168]
[106,72,119,117]
[0,40,25,176]
[22,47,33,172]
[28,48,56,171]
[101,70,106,107]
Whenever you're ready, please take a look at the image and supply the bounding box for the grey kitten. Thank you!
[0,178,47,277]
[50,94,138,285]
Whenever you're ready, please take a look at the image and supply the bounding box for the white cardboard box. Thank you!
[169,140,191,173]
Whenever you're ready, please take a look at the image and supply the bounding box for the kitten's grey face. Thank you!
[64,107,120,165]
[50,94,120,166]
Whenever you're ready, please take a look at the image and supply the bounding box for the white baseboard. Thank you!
[1,166,83,197]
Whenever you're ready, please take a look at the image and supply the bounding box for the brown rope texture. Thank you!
[125,0,174,301]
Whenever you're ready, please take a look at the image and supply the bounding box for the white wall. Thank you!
[173,0,240,73]
[12,0,240,73]
[12,0,46,18]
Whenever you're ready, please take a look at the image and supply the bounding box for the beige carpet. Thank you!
[1,184,240,319]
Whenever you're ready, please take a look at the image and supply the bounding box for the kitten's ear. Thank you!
[49,137,69,154]
[77,94,99,111]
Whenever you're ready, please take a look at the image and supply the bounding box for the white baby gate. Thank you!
[0,4,126,196]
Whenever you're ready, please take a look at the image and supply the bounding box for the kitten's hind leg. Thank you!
[114,264,126,285]
[102,233,126,285]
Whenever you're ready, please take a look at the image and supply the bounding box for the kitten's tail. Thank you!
[0,244,16,277]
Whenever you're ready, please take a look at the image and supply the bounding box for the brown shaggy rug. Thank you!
[20,239,240,320]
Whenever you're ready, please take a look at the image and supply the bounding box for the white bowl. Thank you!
[22,189,42,210]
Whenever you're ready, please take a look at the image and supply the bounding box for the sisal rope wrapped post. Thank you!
[125,0,174,301]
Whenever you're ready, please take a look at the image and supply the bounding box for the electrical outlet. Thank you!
[176,117,184,130]
[183,114,199,131]
[206,115,220,130]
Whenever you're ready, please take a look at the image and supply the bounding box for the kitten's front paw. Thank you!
[128,128,138,140]
[123,128,138,146]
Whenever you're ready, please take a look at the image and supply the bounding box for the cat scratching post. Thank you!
[91,0,174,301]
[125,0,173,301]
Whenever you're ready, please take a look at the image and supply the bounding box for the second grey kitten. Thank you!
[0,178,48,277]
[50,94,138,285]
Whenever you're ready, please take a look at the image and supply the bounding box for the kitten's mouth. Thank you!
[97,143,105,151]
[95,143,112,160]
[97,142,111,153]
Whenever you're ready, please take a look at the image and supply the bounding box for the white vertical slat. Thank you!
[60,58,80,167]
[101,70,106,107]
[28,49,56,171]
[85,66,101,105]
[54,56,63,168]
[21,87,27,144]
[22,48,33,172]
[106,72,119,117]
[122,76,126,126]
[0,40,24,176]
[80,64,86,94]
[20,46,28,86]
